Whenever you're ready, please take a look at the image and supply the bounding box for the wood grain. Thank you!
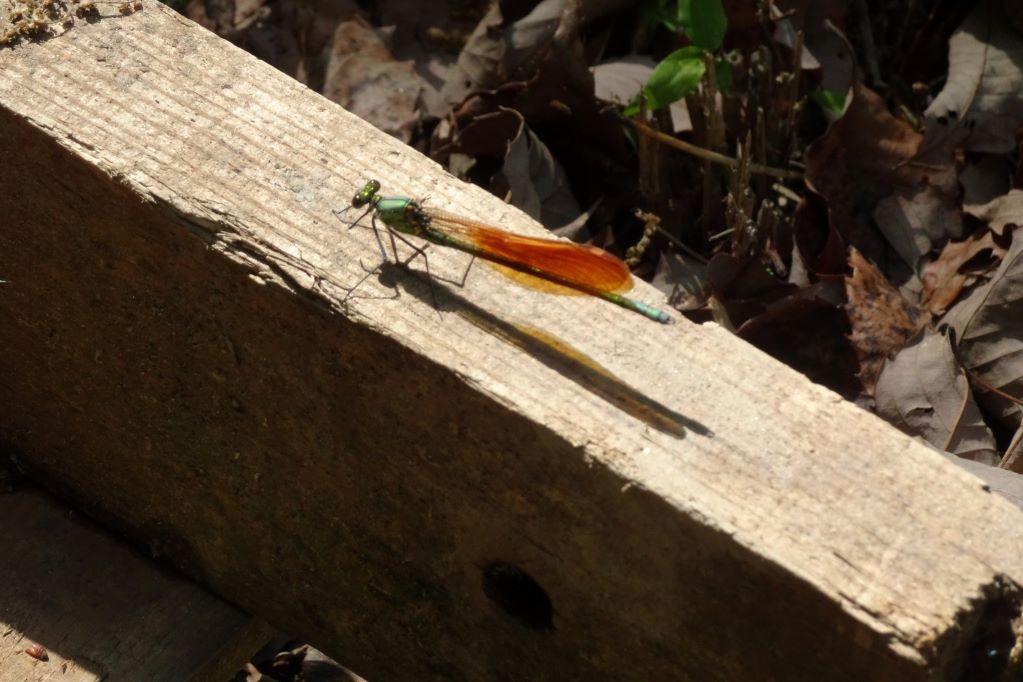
[0,489,264,681]
[0,3,1022,679]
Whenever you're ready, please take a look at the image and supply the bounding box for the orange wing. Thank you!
[425,209,634,294]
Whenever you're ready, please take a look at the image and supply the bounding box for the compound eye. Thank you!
[351,180,381,207]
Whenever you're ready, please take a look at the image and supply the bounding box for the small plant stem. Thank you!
[626,119,804,181]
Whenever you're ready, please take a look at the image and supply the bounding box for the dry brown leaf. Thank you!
[706,254,859,396]
[24,643,48,661]
[705,253,798,328]
[591,56,652,104]
[736,294,862,400]
[504,0,568,75]
[921,229,1005,314]
[442,0,588,106]
[872,184,963,270]
[875,329,999,464]
[385,28,463,120]
[845,248,930,395]
[434,0,628,178]
[806,83,957,269]
[652,251,707,311]
[323,19,423,142]
[943,229,1023,429]
[790,194,846,275]
[965,189,1023,236]
[923,0,1023,158]
[806,83,926,192]
[433,107,579,226]
[960,154,1012,206]
[441,3,504,104]
[770,0,849,76]
[496,111,580,227]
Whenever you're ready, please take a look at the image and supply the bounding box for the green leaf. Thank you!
[811,89,849,115]
[677,0,727,50]
[623,94,642,118]
[644,46,706,110]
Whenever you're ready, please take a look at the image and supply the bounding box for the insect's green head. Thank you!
[352,180,382,208]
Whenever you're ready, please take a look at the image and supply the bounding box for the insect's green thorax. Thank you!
[374,196,419,235]
[351,180,422,235]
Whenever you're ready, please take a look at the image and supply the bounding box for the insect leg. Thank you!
[455,255,476,287]
[342,214,397,303]
[385,230,440,311]
[333,205,373,231]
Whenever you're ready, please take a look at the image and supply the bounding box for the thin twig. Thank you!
[635,209,708,264]
[700,52,726,236]
[1000,426,1023,471]
[627,119,804,181]
[783,30,804,151]
[962,369,1023,407]
[771,182,802,203]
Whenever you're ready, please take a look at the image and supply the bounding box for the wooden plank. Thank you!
[0,488,272,681]
[0,3,1022,679]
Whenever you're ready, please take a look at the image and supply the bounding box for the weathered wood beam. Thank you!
[1,4,1022,679]
[0,488,273,681]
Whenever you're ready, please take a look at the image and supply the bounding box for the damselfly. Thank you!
[342,180,672,324]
